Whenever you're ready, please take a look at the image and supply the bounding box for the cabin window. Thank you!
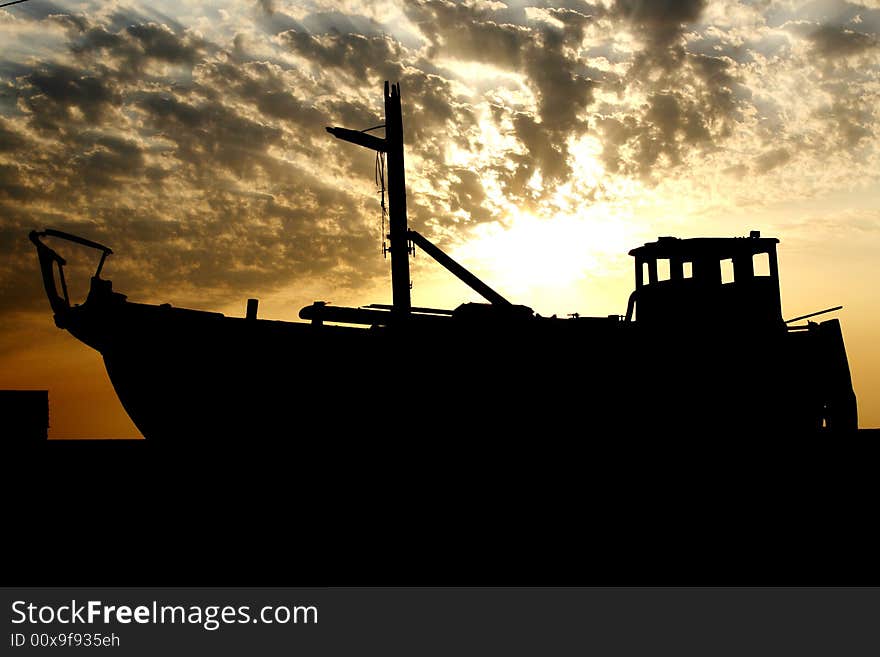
[720,258,735,284]
[656,258,670,281]
[753,252,771,277]
[682,261,693,279]
[642,262,649,286]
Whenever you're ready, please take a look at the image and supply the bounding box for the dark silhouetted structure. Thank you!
[1,390,48,441]
[29,82,858,441]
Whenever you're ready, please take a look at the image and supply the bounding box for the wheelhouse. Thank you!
[626,231,783,328]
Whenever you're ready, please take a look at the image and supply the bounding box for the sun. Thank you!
[449,207,636,309]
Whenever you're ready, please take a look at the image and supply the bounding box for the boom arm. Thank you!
[407,230,510,306]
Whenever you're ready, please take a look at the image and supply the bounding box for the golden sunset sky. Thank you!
[1,0,878,436]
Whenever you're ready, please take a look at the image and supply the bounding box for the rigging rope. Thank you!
[375,151,387,258]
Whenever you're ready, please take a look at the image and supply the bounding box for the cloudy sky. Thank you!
[1,0,878,436]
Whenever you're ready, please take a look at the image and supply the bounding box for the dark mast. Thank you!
[383,82,412,315]
[326,82,511,321]
[326,81,411,316]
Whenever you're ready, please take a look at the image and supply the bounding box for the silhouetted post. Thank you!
[670,258,683,280]
[384,82,412,317]
[246,298,258,320]
[768,247,781,319]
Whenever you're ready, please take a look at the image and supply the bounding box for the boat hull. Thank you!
[55,297,856,442]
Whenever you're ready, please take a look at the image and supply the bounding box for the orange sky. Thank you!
[1,1,879,435]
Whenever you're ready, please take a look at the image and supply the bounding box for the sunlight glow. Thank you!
[452,207,635,295]
[568,134,605,188]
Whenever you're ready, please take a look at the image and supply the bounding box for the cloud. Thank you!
[613,0,706,28]
[0,117,28,152]
[403,0,598,187]
[0,11,395,317]
[594,51,742,181]
[198,60,328,132]
[447,166,492,222]
[0,162,35,202]
[808,24,876,57]
[614,0,707,73]
[125,22,205,64]
[57,18,209,83]
[20,64,120,132]
[136,91,284,179]
[278,29,404,81]
[754,147,791,173]
[71,133,150,188]
[257,0,277,16]
[276,21,480,176]
[816,98,874,148]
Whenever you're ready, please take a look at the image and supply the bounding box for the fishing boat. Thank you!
[31,82,858,441]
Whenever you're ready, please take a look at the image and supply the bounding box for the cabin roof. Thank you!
[628,234,779,259]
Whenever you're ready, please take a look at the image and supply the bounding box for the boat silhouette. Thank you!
[30,82,858,440]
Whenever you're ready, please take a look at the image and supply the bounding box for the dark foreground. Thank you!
[4,433,878,586]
